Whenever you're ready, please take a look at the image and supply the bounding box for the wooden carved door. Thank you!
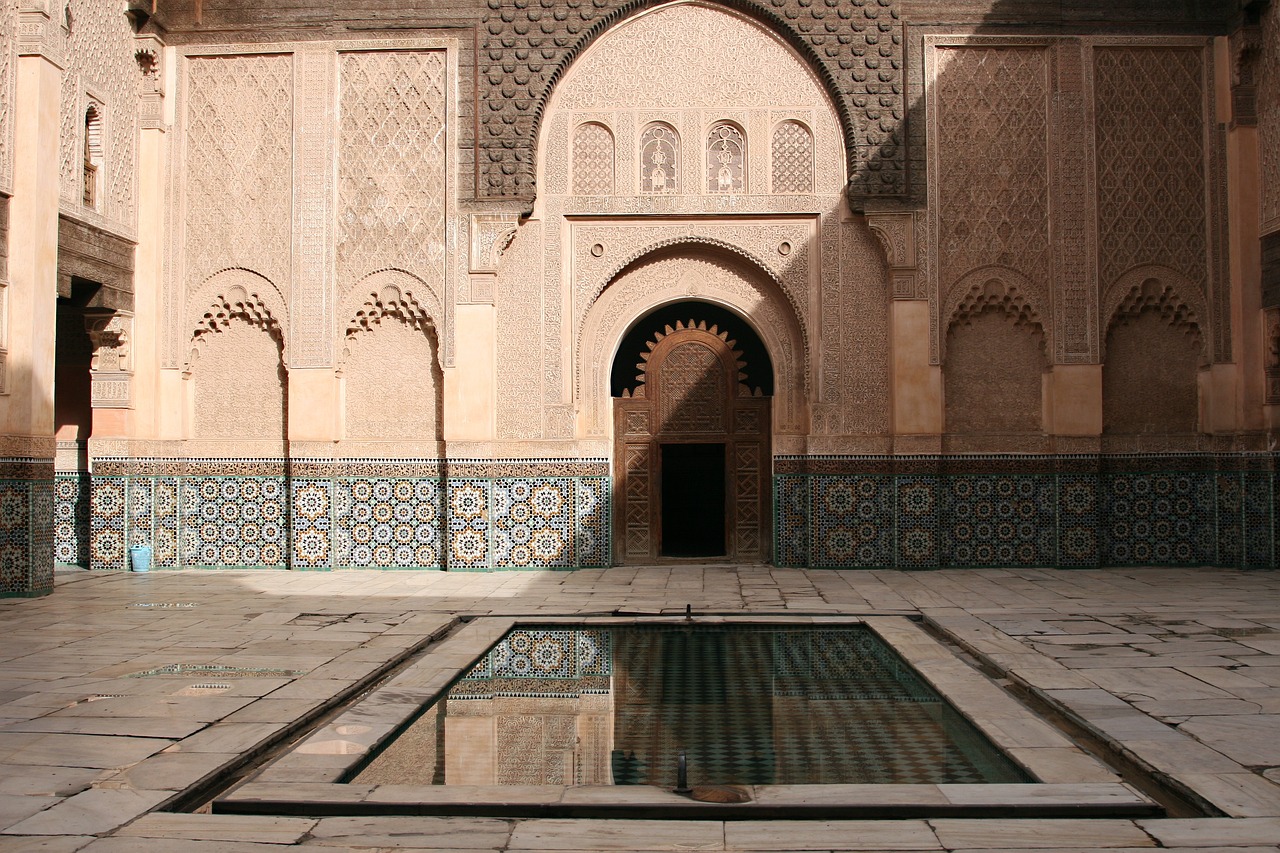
[614,322,770,564]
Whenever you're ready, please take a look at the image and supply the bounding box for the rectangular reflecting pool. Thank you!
[218,617,1162,819]
[349,624,1030,787]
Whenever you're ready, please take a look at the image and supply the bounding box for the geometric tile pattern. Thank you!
[1101,472,1213,567]
[0,460,55,597]
[776,454,1277,571]
[941,475,1055,568]
[83,460,612,572]
[54,473,91,566]
[181,477,288,569]
[333,478,442,570]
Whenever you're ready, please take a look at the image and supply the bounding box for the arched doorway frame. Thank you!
[576,246,809,441]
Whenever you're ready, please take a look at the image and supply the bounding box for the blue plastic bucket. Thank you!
[129,545,153,573]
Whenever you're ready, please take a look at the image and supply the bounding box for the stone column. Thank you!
[130,36,166,441]
[0,2,63,596]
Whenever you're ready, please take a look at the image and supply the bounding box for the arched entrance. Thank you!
[613,305,772,564]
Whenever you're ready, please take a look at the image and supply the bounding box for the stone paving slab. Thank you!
[0,568,1278,850]
[722,820,939,850]
[927,819,1155,848]
[114,814,316,844]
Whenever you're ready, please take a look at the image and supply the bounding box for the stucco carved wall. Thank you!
[925,37,1223,369]
[1103,310,1200,437]
[191,317,286,442]
[59,0,137,231]
[945,309,1046,435]
[479,0,903,199]
[344,317,442,441]
[165,40,456,447]
[337,50,448,315]
[1261,1,1280,236]
[932,45,1051,361]
[0,0,15,193]
[182,53,293,297]
[522,2,851,448]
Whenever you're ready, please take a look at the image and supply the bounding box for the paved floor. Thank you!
[1,566,1279,851]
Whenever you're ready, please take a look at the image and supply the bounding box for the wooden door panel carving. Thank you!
[614,324,770,564]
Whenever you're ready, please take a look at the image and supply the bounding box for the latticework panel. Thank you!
[1094,47,1207,292]
[771,121,813,194]
[59,0,138,225]
[184,54,294,290]
[572,122,614,196]
[706,123,745,194]
[0,0,14,189]
[337,50,447,292]
[934,47,1050,302]
[658,342,726,433]
[479,0,905,198]
[1261,5,1280,231]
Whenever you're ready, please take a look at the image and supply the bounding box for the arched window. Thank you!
[706,122,745,194]
[572,122,614,196]
[771,120,813,194]
[639,123,679,194]
[83,104,103,210]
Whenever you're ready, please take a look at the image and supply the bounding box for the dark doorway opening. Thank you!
[661,443,725,557]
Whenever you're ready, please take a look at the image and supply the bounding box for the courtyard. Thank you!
[0,565,1278,851]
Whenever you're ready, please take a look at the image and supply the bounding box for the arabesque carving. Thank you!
[0,0,16,189]
[771,120,813,195]
[1261,2,1280,234]
[337,50,447,295]
[573,122,615,196]
[1103,270,1205,363]
[58,0,138,226]
[479,0,903,199]
[186,275,287,370]
[1265,306,1280,405]
[342,273,441,371]
[930,45,1051,353]
[1094,47,1208,309]
[184,53,294,293]
[579,252,807,437]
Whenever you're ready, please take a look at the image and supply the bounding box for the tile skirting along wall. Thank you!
[775,453,1277,570]
[84,458,611,572]
[59,453,1279,574]
[0,458,55,596]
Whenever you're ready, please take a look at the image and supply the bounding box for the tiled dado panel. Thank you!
[0,459,55,597]
[87,459,611,572]
[775,455,1277,570]
[54,473,91,567]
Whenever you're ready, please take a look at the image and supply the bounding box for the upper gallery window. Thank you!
[706,122,745,194]
[640,122,679,194]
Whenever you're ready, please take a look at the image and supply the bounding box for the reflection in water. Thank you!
[352,625,1031,787]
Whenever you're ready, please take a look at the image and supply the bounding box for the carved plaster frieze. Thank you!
[84,310,133,409]
[469,213,520,275]
[17,1,64,66]
[569,218,815,372]
[135,34,165,131]
[1264,306,1280,405]
[865,211,919,300]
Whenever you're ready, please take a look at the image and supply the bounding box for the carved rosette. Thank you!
[84,310,132,409]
